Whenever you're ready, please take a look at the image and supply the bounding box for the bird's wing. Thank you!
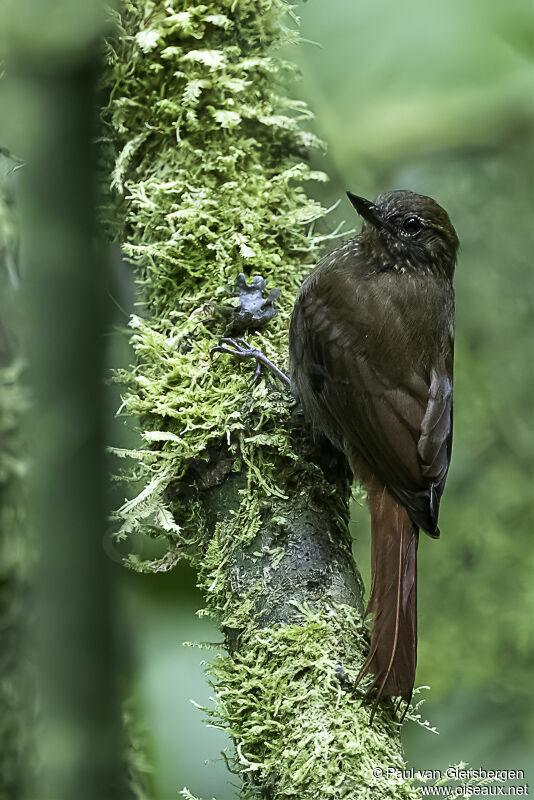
[290,274,453,535]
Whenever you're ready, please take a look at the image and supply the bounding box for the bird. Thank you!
[288,190,459,717]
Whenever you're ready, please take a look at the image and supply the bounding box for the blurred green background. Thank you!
[2,0,532,798]
[113,1,533,797]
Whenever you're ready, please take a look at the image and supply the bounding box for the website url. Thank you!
[420,786,529,797]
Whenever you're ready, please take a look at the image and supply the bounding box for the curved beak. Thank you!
[346,191,384,230]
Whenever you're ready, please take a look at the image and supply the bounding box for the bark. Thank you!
[199,417,364,635]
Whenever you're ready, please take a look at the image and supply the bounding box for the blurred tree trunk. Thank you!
[103,2,419,798]
[0,1,128,798]
[0,156,30,800]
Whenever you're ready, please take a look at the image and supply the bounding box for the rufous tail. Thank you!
[358,487,419,707]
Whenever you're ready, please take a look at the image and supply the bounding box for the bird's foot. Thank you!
[210,337,290,387]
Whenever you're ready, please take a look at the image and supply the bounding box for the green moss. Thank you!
[102,0,327,549]
[102,2,420,797]
[206,604,418,799]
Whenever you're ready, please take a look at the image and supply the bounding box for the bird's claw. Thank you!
[210,337,291,388]
[210,338,263,384]
[210,338,265,385]
[210,337,258,359]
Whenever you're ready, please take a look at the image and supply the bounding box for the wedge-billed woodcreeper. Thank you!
[289,190,459,710]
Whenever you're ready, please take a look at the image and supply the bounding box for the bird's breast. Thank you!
[298,262,453,379]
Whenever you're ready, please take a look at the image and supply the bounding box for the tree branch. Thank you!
[103,2,421,797]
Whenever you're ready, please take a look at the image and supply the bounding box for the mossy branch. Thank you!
[102,2,421,797]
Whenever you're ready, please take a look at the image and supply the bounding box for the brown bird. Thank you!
[289,190,459,716]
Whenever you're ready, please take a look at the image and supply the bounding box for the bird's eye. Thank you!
[402,217,422,234]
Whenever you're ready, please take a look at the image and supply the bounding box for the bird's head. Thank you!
[347,189,459,277]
